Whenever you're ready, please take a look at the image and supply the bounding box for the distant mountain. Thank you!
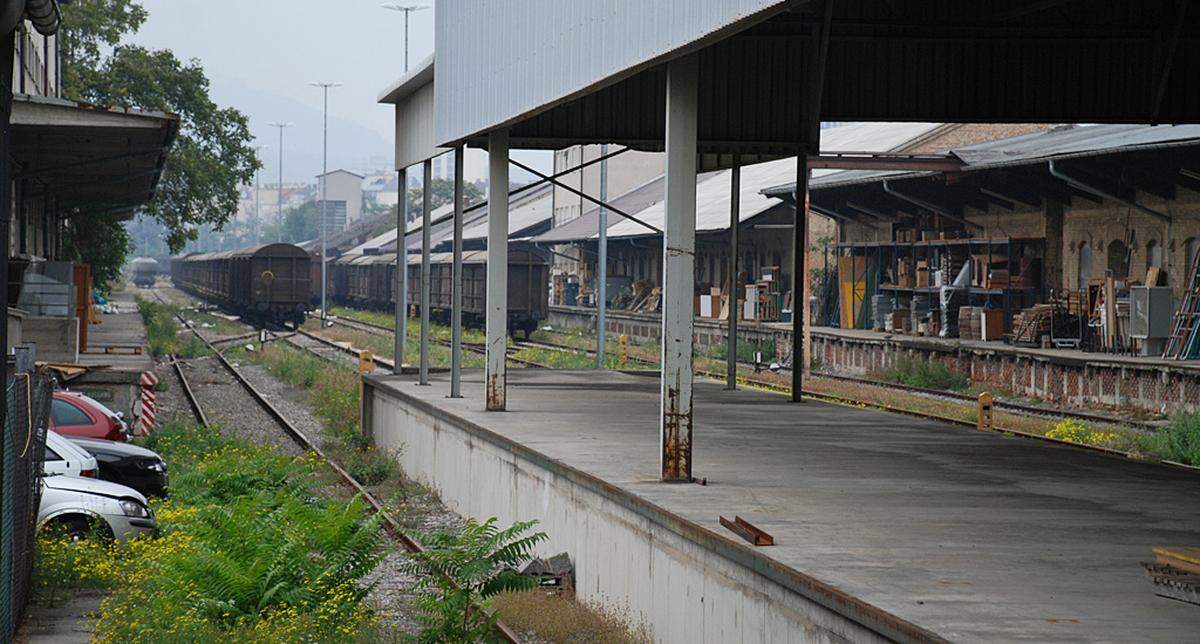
[211,77,393,183]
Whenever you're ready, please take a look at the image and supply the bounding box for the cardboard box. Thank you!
[916,260,930,288]
[700,295,720,318]
[889,309,911,333]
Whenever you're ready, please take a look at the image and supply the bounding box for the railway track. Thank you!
[158,297,522,643]
[315,313,548,369]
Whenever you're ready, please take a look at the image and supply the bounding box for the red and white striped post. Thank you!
[136,370,159,436]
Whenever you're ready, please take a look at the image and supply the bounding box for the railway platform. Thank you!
[364,368,1200,642]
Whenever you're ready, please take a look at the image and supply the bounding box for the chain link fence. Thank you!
[1,360,53,641]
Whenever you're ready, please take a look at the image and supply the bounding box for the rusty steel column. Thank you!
[660,54,698,482]
[419,158,432,385]
[394,167,407,374]
[485,130,510,411]
[791,153,810,402]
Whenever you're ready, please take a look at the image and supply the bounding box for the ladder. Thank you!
[1164,249,1200,360]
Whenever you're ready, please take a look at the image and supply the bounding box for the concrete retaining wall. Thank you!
[365,379,906,643]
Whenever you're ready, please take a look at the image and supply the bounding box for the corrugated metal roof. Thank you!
[952,124,1200,168]
[591,122,942,239]
[762,123,1200,197]
[530,174,670,244]
[461,187,552,241]
[434,0,788,145]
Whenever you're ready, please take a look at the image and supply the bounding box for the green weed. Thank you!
[880,355,969,391]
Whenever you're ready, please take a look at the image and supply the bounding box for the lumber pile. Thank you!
[1010,304,1054,346]
[1144,547,1200,606]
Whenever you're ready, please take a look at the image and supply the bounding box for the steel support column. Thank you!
[597,143,608,367]
[485,130,510,411]
[450,145,464,398]
[726,156,740,389]
[660,55,698,482]
[393,167,407,374]
[419,158,432,385]
[791,154,809,402]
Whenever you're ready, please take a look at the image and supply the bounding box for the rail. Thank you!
[156,293,522,643]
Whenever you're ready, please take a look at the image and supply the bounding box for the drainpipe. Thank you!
[1050,159,1174,284]
[1047,159,1171,223]
[883,180,983,232]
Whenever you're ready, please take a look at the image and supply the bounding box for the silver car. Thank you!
[38,474,157,542]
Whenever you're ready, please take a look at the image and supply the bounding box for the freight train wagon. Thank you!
[332,247,549,338]
[171,243,312,327]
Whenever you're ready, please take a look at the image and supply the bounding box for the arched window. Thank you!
[1078,241,1093,291]
[1146,239,1163,272]
[1107,239,1129,279]
[1186,237,1200,275]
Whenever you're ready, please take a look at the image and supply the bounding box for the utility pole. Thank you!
[381,3,429,71]
[267,122,293,242]
[310,82,342,323]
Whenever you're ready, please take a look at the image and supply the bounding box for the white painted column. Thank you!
[420,158,432,385]
[394,167,407,374]
[660,55,698,482]
[486,130,510,411]
[450,145,464,398]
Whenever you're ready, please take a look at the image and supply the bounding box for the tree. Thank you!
[259,202,319,245]
[58,1,260,285]
[405,179,485,223]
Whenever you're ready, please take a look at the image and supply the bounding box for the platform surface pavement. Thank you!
[374,369,1200,642]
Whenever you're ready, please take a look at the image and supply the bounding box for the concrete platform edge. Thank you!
[363,373,948,644]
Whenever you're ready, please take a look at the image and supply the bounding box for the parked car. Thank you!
[50,390,128,442]
[43,431,98,479]
[38,475,157,542]
[67,437,168,498]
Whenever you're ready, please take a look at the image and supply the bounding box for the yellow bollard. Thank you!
[358,350,375,401]
[976,392,994,431]
[619,334,629,367]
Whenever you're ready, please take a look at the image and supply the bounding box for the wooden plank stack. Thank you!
[1144,547,1200,606]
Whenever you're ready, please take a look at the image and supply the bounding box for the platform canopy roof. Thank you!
[378,54,441,171]
[531,121,944,243]
[12,94,179,218]
[435,0,1200,170]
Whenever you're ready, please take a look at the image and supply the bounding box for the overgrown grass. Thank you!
[493,590,652,644]
[1137,411,1200,466]
[878,355,970,391]
[238,342,401,488]
[138,299,211,358]
[330,306,488,345]
[35,421,391,642]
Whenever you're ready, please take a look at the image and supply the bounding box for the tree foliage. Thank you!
[58,0,260,284]
[405,179,485,223]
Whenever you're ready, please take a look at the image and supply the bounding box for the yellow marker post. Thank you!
[977,392,994,432]
[358,350,375,401]
[619,334,629,367]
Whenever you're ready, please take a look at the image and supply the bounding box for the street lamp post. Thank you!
[266,122,293,242]
[252,144,268,243]
[381,3,429,71]
[310,81,341,324]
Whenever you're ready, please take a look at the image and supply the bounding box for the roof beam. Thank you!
[979,188,1038,209]
[808,152,963,172]
[883,180,983,231]
[1048,159,1171,222]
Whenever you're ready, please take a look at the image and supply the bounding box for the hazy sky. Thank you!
[127,1,548,183]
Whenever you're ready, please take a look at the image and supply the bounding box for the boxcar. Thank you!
[171,243,312,326]
[129,257,159,288]
[329,246,549,338]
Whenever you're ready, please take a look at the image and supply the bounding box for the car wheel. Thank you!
[45,515,112,542]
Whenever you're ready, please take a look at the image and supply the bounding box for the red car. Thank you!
[50,391,129,442]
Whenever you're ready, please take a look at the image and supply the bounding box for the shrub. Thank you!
[1139,411,1200,466]
[882,355,969,391]
[403,517,547,643]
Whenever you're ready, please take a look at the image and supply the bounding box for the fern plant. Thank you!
[403,517,547,643]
